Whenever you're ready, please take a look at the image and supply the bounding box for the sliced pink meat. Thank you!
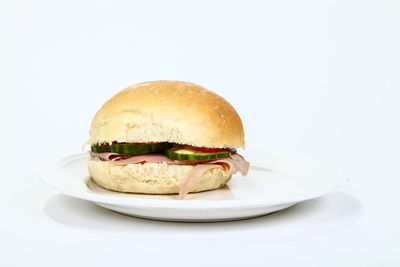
[111,154,174,165]
[208,154,250,176]
[178,164,222,200]
[178,155,250,199]
[90,152,121,161]
[90,152,174,164]
[229,154,250,175]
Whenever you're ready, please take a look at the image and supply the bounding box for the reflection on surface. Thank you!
[44,191,363,242]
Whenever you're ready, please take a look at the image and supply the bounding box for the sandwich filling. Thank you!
[90,142,249,199]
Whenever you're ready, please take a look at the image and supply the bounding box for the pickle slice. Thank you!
[110,142,171,155]
[91,143,235,158]
[165,147,231,161]
[91,144,111,153]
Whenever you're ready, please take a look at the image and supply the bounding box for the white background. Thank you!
[1,0,399,266]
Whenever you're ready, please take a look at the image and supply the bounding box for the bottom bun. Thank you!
[88,158,232,194]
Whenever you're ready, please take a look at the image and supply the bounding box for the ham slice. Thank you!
[111,154,174,165]
[90,151,174,164]
[227,153,250,175]
[178,154,249,199]
[208,154,250,176]
[178,164,222,200]
[90,152,121,161]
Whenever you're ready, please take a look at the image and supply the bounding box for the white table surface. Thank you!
[1,0,399,266]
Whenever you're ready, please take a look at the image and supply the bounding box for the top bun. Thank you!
[89,80,245,148]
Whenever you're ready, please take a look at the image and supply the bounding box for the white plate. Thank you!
[41,148,349,222]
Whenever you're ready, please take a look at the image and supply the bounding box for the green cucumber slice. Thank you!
[165,147,231,161]
[110,142,171,155]
[91,144,111,153]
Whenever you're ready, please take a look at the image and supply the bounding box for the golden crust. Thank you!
[89,80,245,148]
[88,158,232,194]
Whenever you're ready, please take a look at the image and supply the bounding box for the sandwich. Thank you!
[87,80,249,199]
